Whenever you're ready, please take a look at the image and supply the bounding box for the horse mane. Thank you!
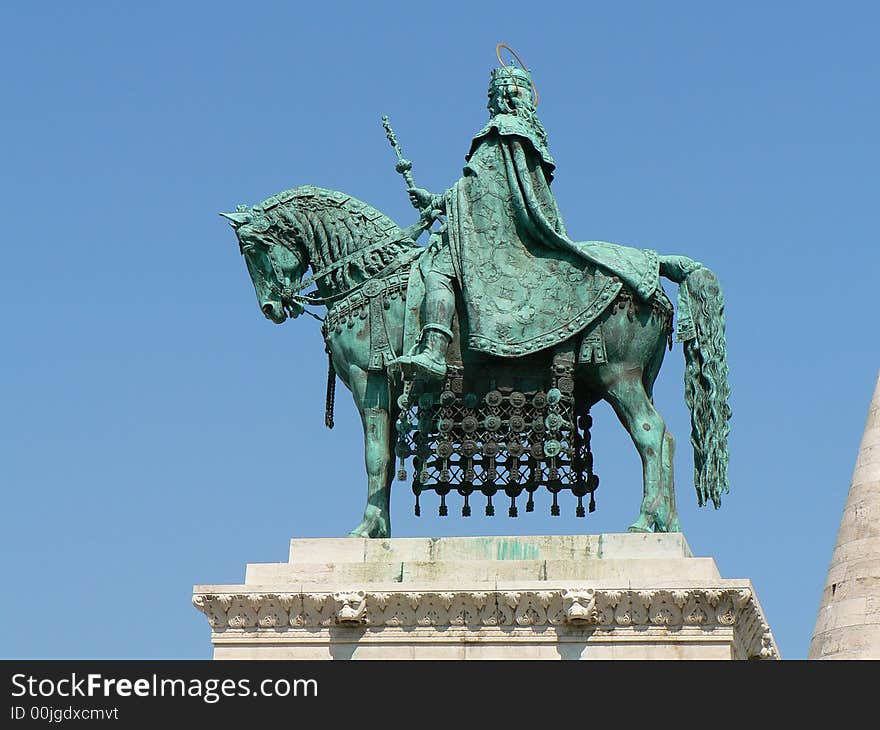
[253,185,419,293]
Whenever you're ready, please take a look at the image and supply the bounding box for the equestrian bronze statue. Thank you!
[221,48,731,539]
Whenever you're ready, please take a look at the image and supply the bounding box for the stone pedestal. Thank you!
[193,533,778,660]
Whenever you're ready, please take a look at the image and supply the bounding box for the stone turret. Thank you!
[810,371,880,659]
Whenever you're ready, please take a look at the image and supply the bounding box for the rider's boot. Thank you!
[402,326,452,381]
[390,282,454,382]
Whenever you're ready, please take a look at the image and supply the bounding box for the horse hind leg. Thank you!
[604,373,680,533]
[642,350,680,531]
[660,429,680,531]
[347,368,394,538]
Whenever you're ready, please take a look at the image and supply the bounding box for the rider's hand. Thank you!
[407,187,433,210]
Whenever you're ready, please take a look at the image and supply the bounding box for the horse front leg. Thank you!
[347,367,394,538]
[603,372,680,533]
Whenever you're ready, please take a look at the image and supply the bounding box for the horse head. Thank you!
[221,205,307,324]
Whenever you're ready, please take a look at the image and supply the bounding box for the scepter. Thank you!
[381,115,442,234]
[382,114,417,189]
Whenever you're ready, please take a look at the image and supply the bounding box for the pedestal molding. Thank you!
[193,586,777,659]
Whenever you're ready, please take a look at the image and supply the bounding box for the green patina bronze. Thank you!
[221,51,731,539]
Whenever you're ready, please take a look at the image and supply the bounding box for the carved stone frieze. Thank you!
[193,586,778,659]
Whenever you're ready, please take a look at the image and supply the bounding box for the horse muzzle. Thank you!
[261,301,287,323]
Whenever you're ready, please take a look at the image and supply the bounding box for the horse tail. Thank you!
[678,265,731,508]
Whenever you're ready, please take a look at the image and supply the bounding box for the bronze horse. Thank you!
[223,186,730,538]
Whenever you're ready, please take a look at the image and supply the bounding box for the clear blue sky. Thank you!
[1,1,877,660]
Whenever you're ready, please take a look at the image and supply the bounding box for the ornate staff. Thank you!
[381,115,443,229]
[382,114,417,189]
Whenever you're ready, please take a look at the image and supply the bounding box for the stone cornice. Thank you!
[193,587,777,660]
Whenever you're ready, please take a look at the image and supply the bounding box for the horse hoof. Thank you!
[348,514,390,539]
[627,525,653,534]
[627,514,654,533]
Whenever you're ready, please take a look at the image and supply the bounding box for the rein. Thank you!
[287,246,422,310]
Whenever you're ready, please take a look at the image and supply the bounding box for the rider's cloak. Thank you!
[443,113,660,357]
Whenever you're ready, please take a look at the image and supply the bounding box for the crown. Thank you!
[490,43,539,107]
[489,62,533,94]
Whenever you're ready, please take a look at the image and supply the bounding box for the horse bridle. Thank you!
[240,237,313,318]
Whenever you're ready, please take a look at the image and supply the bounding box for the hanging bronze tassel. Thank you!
[324,339,336,430]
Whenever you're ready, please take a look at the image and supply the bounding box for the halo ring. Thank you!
[495,42,539,108]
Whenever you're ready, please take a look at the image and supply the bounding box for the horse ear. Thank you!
[220,211,249,227]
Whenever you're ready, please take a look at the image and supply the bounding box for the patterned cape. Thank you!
[445,114,659,357]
